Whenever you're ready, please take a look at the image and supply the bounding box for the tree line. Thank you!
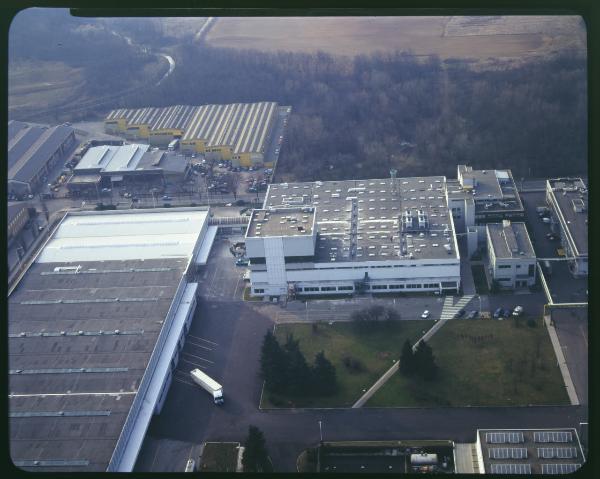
[138,44,587,181]
[260,331,338,397]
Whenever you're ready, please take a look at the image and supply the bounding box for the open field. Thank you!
[367,317,570,407]
[262,321,433,408]
[206,16,585,60]
[9,60,85,113]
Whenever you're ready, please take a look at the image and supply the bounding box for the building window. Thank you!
[321,286,336,291]
[295,287,303,292]
[528,264,535,277]
[372,285,388,290]
[441,281,456,287]
[389,284,404,289]
[498,265,511,269]
[254,288,265,294]
[304,287,319,292]
[338,286,353,291]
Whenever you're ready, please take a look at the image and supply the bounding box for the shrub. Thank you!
[342,356,365,373]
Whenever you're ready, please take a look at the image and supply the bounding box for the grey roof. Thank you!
[9,258,187,472]
[8,121,74,184]
[247,208,315,237]
[449,166,524,215]
[477,429,585,475]
[263,177,458,262]
[487,222,535,259]
[137,151,188,175]
[547,178,588,256]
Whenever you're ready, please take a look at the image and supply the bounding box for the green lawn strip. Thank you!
[471,264,490,294]
[261,321,433,408]
[200,442,239,472]
[366,317,570,407]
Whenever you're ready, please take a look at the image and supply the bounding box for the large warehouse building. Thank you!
[246,176,461,297]
[8,208,215,472]
[8,120,76,197]
[67,143,189,195]
[545,178,588,278]
[104,102,285,167]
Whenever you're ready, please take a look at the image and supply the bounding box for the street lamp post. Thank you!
[318,420,323,444]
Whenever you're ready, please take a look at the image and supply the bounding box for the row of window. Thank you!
[295,283,447,293]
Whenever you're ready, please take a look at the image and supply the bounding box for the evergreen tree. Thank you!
[260,330,288,393]
[242,425,272,472]
[413,340,438,380]
[284,334,312,396]
[399,339,415,376]
[312,351,338,395]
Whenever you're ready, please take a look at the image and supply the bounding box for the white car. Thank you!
[512,306,524,316]
[421,310,430,319]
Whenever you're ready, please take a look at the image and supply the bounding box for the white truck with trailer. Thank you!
[190,369,224,405]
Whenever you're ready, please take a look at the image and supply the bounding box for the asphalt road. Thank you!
[135,237,588,472]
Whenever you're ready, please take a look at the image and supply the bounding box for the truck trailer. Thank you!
[190,369,224,405]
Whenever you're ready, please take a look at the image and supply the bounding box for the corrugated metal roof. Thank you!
[106,102,277,154]
[8,123,74,184]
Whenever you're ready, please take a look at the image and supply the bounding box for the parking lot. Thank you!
[520,191,588,304]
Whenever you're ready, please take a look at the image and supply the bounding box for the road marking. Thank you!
[187,335,218,346]
[232,274,242,300]
[178,357,208,369]
[186,339,214,351]
[579,325,588,344]
[173,376,197,387]
[182,352,214,363]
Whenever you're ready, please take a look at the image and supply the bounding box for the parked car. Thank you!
[162,195,172,201]
[502,309,511,319]
[493,308,504,319]
[421,310,430,319]
[512,306,524,317]
[542,217,551,224]
[235,258,249,266]
[467,310,479,319]
[456,309,466,318]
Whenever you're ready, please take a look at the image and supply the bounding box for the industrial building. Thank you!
[8,202,31,246]
[67,143,189,196]
[486,221,536,289]
[8,120,76,197]
[245,176,461,297]
[545,178,588,277]
[446,165,524,257]
[8,207,217,472]
[475,428,585,474]
[104,102,287,167]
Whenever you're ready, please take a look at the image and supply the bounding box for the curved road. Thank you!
[156,54,176,86]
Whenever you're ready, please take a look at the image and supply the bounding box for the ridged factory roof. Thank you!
[105,102,277,154]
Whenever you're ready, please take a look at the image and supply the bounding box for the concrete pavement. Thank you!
[543,315,579,406]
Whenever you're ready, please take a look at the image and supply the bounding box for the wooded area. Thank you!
[136,46,587,180]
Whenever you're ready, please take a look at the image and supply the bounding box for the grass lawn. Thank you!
[200,442,239,472]
[261,321,433,408]
[367,317,569,407]
[471,264,490,294]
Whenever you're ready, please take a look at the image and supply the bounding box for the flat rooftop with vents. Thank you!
[246,208,315,237]
[487,221,535,259]
[9,208,210,472]
[262,177,459,262]
[476,428,585,475]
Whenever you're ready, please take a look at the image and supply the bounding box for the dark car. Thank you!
[467,310,478,319]
[502,309,511,319]
[455,309,466,318]
[493,308,504,319]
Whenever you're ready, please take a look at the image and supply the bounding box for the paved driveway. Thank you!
[135,236,587,472]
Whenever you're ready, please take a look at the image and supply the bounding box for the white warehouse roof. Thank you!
[37,209,209,263]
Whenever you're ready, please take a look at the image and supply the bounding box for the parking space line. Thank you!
[182,352,214,363]
[187,335,218,346]
[179,357,208,369]
[186,339,214,351]
[173,376,196,388]
[232,274,242,300]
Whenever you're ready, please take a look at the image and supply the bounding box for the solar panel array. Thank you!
[541,463,581,474]
[490,463,532,474]
[486,432,525,444]
[534,431,573,443]
[537,448,578,459]
[489,448,528,460]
